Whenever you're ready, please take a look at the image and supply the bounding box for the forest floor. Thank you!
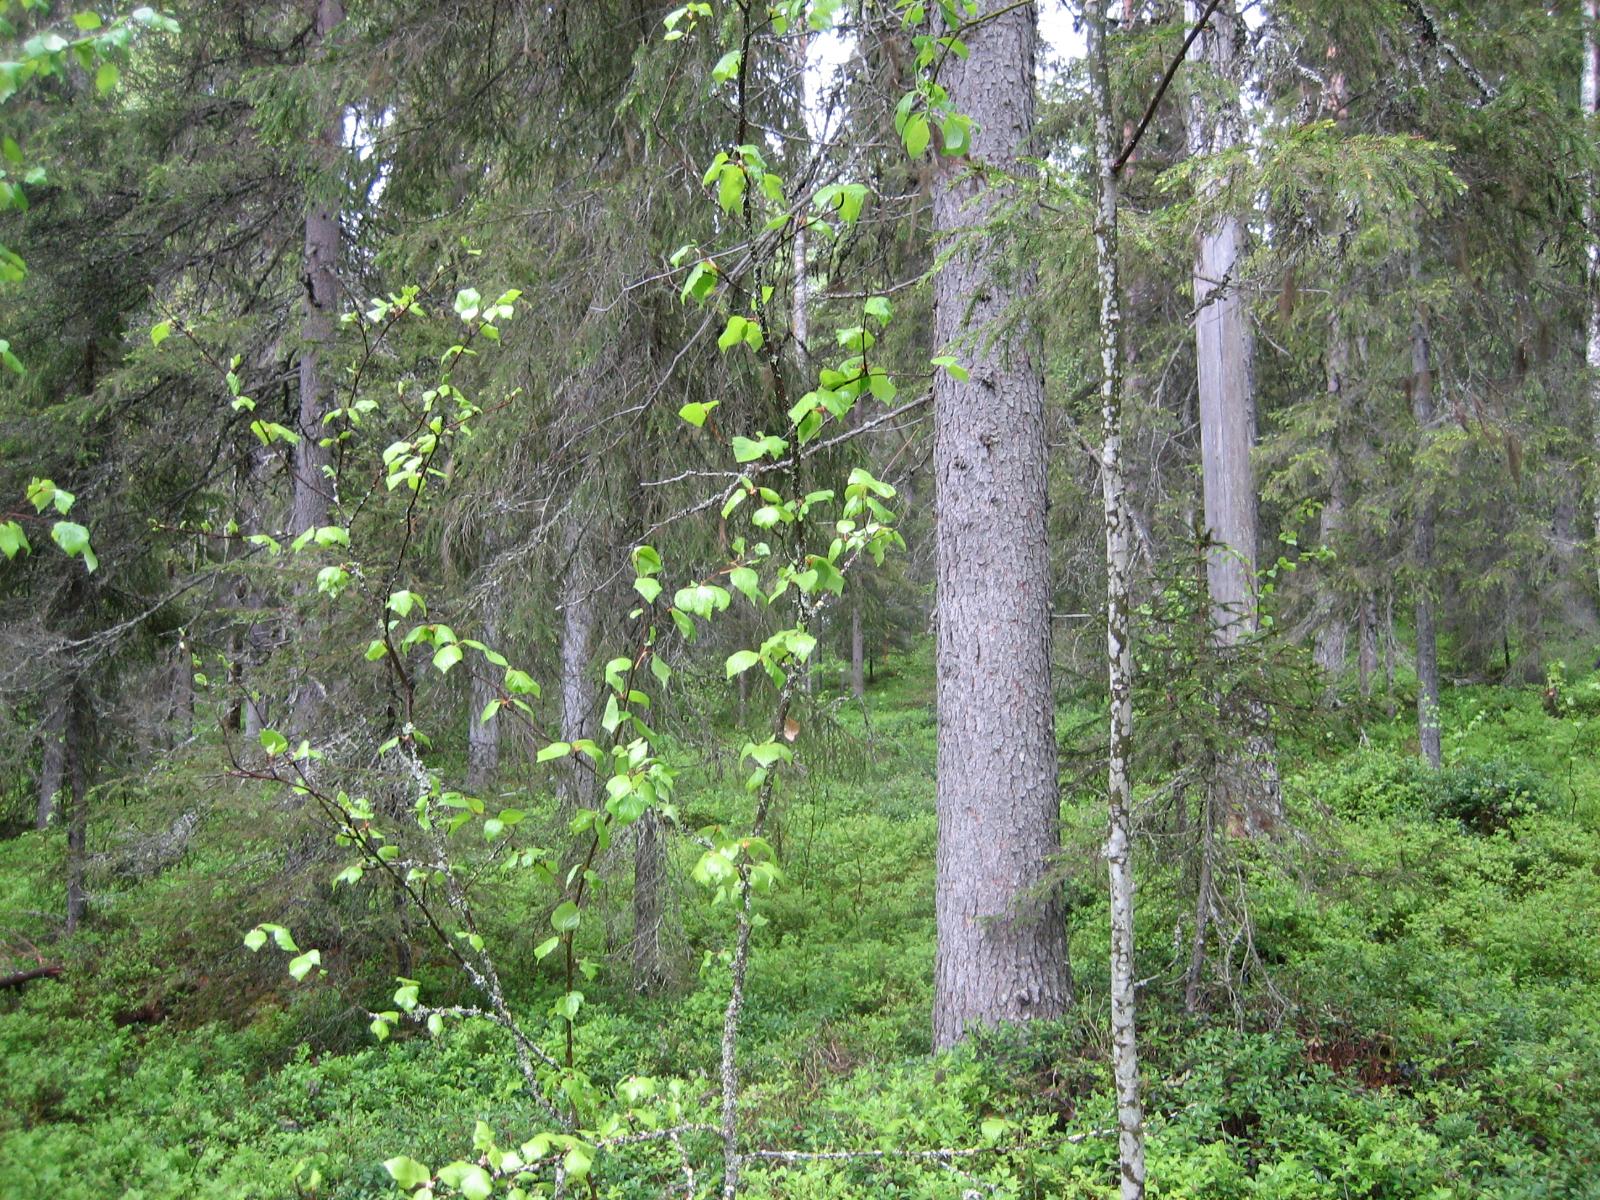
[2,646,1599,1198]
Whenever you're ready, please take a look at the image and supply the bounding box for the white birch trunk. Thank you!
[1089,5,1146,1194]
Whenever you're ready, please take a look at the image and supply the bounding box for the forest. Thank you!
[2,0,1599,1196]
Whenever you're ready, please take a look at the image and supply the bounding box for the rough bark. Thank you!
[63,683,90,933]
[166,635,196,746]
[559,519,596,811]
[36,696,65,830]
[1089,5,1146,1192]
[1585,0,1600,596]
[1411,295,1443,769]
[632,807,669,994]
[849,600,865,700]
[1358,591,1379,698]
[286,0,343,735]
[1313,315,1350,677]
[291,0,343,539]
[930,2,1069,1051]
[467,595,502,793]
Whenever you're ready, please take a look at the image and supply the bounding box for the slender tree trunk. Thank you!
[63,683,90,933]
[1411,283,1443,768]
[559,521,596,811]
[850,600,865,700]
[930,2,1069,1051]
[292,0,343,539]
[1358,591,1378,698]
[288,0,344,734]
[1186,0,1282,834]
[166,635,195,747]
[467,596,502,793]
[36,697,65,830]
[1089,6,1146,1192]
[632,807,669,993]
[1584,0,1600,597]
[1313,315,1350,677]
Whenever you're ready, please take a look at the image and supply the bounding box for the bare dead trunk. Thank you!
[1187,0,1257,645]
[1411,285,1443,769]
[930,2,1069,1050]
[1089,6,1146,1189]
[36,697,65,830]
[467,597,501,793]
[632,807,669,994]
[1187,0,1281,835]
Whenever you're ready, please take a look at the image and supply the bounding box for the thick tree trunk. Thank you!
[559,520,596,811]
[632,807,669,994]
[36,696,65,830]
[1187,0,1281,835]
[1187,0,1257,643]
[1411,301,1443,769]
[467,597,501,793]
[1089,6,1146,1192]
[930,2,1069,1050]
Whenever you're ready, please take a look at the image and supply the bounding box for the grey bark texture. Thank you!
[1358,591,1379,698]
[291,0,343,539]
[466,595,502,793]
[631,807,669,994]
[1186,0,1282,836]
[287,0,343,736]
[1089,4,1146,1193]
[36,696,65,830]
[1585,1,1600,598]
[559,520,596,811]
[1411,296,1443,769]
[1313,315,1350,677]
[1186,0,1257,643]
[63,682,90,933]
[930,2,1070,1051]
[849,600,865,700]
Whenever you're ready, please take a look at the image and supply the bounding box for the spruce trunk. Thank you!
[930,2,1069,1050]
